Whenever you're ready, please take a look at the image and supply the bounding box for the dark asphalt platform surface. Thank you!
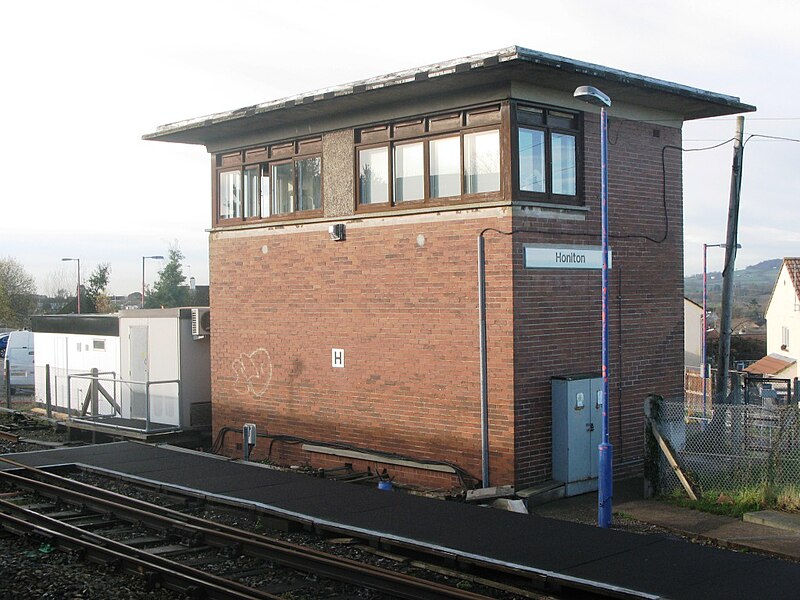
[3,442,799,599]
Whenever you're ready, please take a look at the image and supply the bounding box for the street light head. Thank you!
[61,257,76,262]
[574,85,611,108]
[705,243,741,249]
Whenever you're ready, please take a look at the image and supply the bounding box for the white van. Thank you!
[5,330,34,393]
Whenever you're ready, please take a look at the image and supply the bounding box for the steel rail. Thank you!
[0,430,20,442]
[0,457,495,600]
[0,499,281,600]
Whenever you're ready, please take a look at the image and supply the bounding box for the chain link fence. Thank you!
[648,372,800,500]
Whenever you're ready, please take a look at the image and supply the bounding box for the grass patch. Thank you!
[664,484,778,518]
[777,485,800,513]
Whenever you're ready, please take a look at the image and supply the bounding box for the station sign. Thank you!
[524,244,612,270]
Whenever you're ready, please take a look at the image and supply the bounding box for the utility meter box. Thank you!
[552,374,603,496]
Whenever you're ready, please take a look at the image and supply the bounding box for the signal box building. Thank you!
[145,47,753,490]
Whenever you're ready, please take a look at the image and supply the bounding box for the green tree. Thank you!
[59,263,112,314]
[87,263,113,313]
[146,247,190,308]
[0,257,37,328]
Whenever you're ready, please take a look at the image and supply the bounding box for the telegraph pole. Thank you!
[715,116,745,403]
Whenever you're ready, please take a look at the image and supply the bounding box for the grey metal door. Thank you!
[552,374,603,496]
[129,326,148,419]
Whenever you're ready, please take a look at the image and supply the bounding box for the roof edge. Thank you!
[143,45,755,143]
[510,45,755,114]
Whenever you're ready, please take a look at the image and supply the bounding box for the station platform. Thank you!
[3,442,799,599]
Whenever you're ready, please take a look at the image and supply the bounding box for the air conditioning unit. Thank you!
[191,308,211,336]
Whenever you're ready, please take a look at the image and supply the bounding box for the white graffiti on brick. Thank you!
[232,348,273,397]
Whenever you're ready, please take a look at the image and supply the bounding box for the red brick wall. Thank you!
[512,116,684,489]
[209,115,685,491]
[210,213,516,488]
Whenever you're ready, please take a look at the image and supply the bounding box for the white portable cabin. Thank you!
[32,315,121,413]
[32,309,211,432]
[118,308,211,430]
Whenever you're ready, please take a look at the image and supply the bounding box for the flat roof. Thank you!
[119,307,207,320]
[144,45,755,147]
[31,314,120,337]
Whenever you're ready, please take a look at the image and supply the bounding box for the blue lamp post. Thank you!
[574,85,613,528]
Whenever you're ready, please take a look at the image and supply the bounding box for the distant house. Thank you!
[746,258,799,378]
[684,297,703,368]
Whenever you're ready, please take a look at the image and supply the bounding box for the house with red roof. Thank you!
[746,258,799,379]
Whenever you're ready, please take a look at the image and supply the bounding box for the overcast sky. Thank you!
[2,0,798,295]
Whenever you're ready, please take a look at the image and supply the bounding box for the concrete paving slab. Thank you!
[744,510,800,533]
[617,500,800,561]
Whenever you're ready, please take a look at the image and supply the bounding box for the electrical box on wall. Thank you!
[551,373,603,496]
[328,223,345,241]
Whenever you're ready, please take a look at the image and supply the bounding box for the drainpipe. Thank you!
[477,234,490,488]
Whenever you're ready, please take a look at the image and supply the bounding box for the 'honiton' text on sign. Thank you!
[524,245,612,270]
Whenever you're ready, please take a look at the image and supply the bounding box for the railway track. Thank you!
[0,456,524,600]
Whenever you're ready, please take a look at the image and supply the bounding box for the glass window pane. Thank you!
[272,163,294,215]
[359,147,389,204]
[551,132,576,195]
[260,166,270,218]
[243,167,260,218]
[219,171,241,219]
[297,157,321,211]
[518,128,545,193]
[464,130,500,194]
[429,136,461,198]
[394,142,424,202]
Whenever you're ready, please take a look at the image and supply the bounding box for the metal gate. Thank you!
[744,375,793,407]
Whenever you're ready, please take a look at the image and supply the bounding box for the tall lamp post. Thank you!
[702,243,740,418]
[142,255,164,308]
[61,258,81,314]
[574,84,613,528]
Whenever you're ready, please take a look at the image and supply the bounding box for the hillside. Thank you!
[684,258,781,325]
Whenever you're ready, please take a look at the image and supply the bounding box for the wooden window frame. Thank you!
[217,167,243,223]
[463,128,503,197]
[270,159,295,217]
[356,142,392,208]
[393,139,427,204]
[512,101,583,207]
[354,104,504,213]
[213,139,323,227]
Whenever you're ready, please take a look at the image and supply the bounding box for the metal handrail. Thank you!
[66,372,182,433]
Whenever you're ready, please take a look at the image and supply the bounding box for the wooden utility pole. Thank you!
[715,116,745,403]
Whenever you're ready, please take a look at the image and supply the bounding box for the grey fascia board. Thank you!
[143,45,754,143]
[142,47,514,142]
[511,45,754,113]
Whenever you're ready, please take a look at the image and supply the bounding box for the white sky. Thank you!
[2,0,799,295]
